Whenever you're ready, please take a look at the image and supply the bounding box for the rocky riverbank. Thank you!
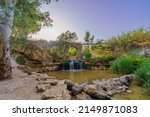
[0,59,133,100]
[36,74,133,100]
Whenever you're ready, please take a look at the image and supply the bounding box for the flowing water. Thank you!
[60,59,85,70]
[47,70,150,100]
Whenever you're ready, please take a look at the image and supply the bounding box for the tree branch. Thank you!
[12,0,17,6]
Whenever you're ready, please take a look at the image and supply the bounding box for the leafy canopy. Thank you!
[0,0,58,43]
[57,30,78,42]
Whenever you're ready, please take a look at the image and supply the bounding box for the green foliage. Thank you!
[83,48,92,60]
[10,37,29,50]
[127,50,139,57]
[84,31,94,44]
[1,0,58,47]
[68,47,77,56]
[12,0,55,39]
[99,55,115,63]
[57,31,78,42]
[16,56,26,65]
[51,46,62,58]
[112,56,136,74]
[102,28,150,56]
[134,60,150,90]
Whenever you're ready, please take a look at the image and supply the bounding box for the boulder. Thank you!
[36,84,51,92]
[41,85,71,100]
[75,92,91,100]
[83,85,111,100]
[65,80,74,91]
[44,79,58,86]
[72,85,83,95]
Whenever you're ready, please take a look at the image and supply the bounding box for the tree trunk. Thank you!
[0,0,15,79]
[0,29,12,79]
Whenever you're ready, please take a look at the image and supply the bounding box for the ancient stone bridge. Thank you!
[66,42,93,60]
[67,42,82,60]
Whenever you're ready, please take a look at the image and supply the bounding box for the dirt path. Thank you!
[0,59,41,100]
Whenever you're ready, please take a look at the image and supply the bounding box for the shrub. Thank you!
[134,60,150,90]
[111,56,136,74]
[99,55,115,63]
[127,50,139,57]
[51,46,62,58]
[16,56,26,65]
[83,48,92,61]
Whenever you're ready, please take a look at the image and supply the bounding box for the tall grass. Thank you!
[135,60,150,91]
[111,56,136,74]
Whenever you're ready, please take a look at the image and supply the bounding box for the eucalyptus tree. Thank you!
[0,0,58,79]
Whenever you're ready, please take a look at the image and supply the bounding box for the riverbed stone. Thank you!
[126,90,132,93]
[41,85,71,100]
[65,80,74,91]
[72,85,83,95]
[83,85,111,99]
[36,84,51,92]
[44,79,58,86]
[82,75,133,99]
[75,92,91,100]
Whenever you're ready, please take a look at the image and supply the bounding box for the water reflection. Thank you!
[47,70,118,83]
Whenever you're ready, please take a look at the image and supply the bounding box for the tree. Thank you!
[90,35,94,44]
[84,31,90,44]
[0,0,58,79]
[57,30,78,42]
[84,31,94,45]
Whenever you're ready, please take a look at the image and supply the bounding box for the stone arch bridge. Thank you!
[66,42,92,60]
[67,42,82,60]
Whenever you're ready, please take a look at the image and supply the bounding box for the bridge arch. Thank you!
[67,42,83,60]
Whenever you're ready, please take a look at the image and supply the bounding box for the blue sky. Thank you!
[32,0,150,42]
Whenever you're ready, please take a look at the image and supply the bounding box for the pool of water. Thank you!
[114,80,150,100]
[47,70,119,83]
[47,70,150,100]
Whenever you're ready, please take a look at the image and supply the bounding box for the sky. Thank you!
[32,0,150,42]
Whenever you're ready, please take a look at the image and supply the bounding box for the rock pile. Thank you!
[36,76,71,100]
[35,73,133,100]
[65,75,133,100]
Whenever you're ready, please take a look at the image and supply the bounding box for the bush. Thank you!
[99,55,115,63]
[51,46,62,58]
[111,56,136,74]
[127,50,139,57]
[83,48,92,61]
[134,60,150,90]
[16,56,26,65]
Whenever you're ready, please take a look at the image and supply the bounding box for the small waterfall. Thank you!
[61,59,85,70]
[62,62,65,70]
[70,60,75,70]
[79,61,83,69]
